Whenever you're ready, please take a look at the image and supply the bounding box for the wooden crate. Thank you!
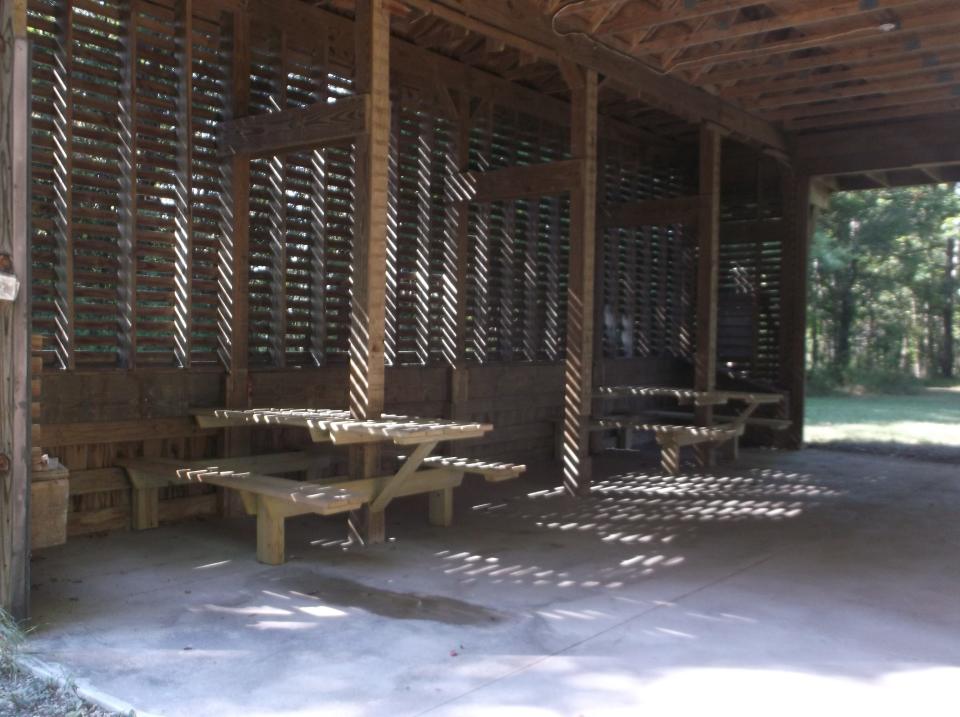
[31,466,69,549]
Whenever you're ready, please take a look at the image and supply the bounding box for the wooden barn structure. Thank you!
[2,0,959,619]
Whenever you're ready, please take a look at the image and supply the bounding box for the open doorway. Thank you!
[805,182,960,461]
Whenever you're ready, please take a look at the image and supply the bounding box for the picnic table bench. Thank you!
[591,386,788,473]
[118,408,525,565]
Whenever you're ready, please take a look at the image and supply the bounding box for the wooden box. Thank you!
[30,466,69,550]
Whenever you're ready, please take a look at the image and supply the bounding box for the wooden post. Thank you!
[779,172,814,450]
[219,10,252,515]
[694,125,721,469]
[0,0,32,619]
[560,63,598,496]
[348,0,391,543]
[447,93,473,420]
[118,1,138,367]
[174,0,194,368]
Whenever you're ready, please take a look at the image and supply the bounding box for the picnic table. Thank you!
[592,386,788,473]
[118,408,525,564]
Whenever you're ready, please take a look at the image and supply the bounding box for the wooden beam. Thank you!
[626,0,924,55]
[348,0,392,543]
[218,94,371,157]
[401,0,787,154]
[600,195,700,229]
[670,5,930,72]
[704,12,960,84]
[722,47,960,102]
[756,68,960,113]
[0,0,31,619]
[561,64,598,496]
[785,96,960,131]
[694,125,721,469]
[794,113,960,175]
[586,0,764,36]
[450,159,583,203]
[779,173,814,450]
[53,0,75,368]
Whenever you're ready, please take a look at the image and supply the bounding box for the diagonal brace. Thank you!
[368,440,438,513]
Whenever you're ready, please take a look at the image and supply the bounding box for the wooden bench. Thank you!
[118,451,525,564]
[590,417,744,474]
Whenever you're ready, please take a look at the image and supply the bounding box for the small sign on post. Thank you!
[0,272,19,302]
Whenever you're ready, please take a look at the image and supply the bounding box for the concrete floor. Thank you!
[25,449,960,717]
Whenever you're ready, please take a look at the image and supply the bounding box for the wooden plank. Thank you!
[560,63,598,496]
[218,93,370,157]
[450,159,583,203]
[0,0,31,618]
[43,418,218,447]
[600,196,700,229]
[348,0,392,543]
[694,125,721,468]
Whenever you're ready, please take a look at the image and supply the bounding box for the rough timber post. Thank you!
[560,63,598,497]
[779,172,814,450]
[219,9,252,516]
[0,0,32,619]
[694,125,721,469]
[348,0,391,543]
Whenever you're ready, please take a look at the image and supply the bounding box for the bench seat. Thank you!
[420,456,526,482]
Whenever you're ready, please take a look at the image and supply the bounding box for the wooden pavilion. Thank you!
[2,0,958,619]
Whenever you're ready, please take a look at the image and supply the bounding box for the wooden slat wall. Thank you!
[23,0,788,538]
[598,137,698,361]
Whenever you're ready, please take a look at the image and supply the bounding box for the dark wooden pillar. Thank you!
[561,63,598,496]
[348,0,391,542]
[0,0,32,619]
[779,172,814,449]
[694,125,721,468]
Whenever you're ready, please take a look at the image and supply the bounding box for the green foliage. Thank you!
[809,184,960,391]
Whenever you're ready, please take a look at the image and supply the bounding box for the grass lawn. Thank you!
[805,385,960,446]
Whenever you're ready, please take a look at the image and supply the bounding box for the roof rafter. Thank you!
[400,0,788,154]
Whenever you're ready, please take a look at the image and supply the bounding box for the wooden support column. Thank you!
[446,93,473,420]
[118,1,138,367]
[348,0,391,543]
[779,172,815,450]
[219,10,251,515]
[694,125,721,469]
[0,0,32,619]
[174,0,194,367]
[560,63,598,496]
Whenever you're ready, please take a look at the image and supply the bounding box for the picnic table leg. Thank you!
[659,438,680,475]
[126,471,161,530]
[257,499,285,565]
[428,487,454,527]
[349,506,386,546]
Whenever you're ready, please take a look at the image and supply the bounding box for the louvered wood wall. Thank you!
[25,0,790,538]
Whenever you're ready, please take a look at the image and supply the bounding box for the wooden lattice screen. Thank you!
[718,157,785,384]
[465,106,570,363]
[599,139,697,360]
[27,0,753,376]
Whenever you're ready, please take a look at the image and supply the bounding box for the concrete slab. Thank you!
[24,449,960,717]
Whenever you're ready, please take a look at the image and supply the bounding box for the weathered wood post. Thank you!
[560,62,598,496]
[0,0,32,619]
[348,0,391,542]
[694,124,721,468]
[779,171,814,449]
